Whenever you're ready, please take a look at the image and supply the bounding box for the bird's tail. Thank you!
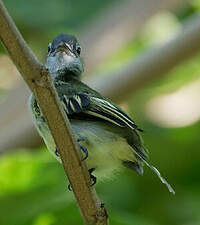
[128,131,175,194]
[142,159,175,194]
[132,143,175,194]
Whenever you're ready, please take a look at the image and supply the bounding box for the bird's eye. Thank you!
[76,46,81,55]
[47,43,51,53]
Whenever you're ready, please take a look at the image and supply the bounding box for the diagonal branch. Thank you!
[0,1,108,225]
[0,0,185,152]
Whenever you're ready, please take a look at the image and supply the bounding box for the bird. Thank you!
[28,33,175,194]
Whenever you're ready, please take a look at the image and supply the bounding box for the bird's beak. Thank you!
[55,43,75,57]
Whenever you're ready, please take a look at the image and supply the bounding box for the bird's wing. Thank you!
[61,93,142,131]
[61,93,175,194]
[61,93,90,114]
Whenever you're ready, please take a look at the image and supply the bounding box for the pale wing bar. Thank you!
[61,93,90,114]
[61,94,142,131]
[89,97,142,131]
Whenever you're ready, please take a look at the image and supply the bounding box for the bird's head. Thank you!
[45,33,83,79]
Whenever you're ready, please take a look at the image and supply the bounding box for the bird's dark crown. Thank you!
[49,34,80,55]
[45,33,83,80]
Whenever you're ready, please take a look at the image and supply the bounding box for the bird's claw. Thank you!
[79,145,88,161]
[67,168,97,191]
[89,168,97,186]
[55,138,88,160]
[77,137,85,142]
[68,184,72,191]
[54,148,59,157]
[77,138,88,161]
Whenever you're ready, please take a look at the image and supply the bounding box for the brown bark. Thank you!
[0,0,185,152]
[0,1,108,224]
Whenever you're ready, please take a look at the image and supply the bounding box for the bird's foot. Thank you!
[77,138,88,161]
[77,137,85,142]
[54,147,59,157]
[68,184,72,191]
[67,168,97,191]
[54,138,88,160]
[89,168,97,186]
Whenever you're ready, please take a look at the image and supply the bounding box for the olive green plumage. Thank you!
[28,33,175,194]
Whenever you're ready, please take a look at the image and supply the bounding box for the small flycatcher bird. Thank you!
[29,33,175,194]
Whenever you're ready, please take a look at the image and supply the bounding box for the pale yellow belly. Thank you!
[36,119,136,180]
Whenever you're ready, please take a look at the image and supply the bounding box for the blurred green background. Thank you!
[1,0,200,225]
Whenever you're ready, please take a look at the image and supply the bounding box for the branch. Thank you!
[0,0,184,152]
[0,1,108,225]
[87,14,200,102]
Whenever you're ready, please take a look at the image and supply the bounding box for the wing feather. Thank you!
[89,97,142,131]
[61,93,90,114]
[61,94,142,131]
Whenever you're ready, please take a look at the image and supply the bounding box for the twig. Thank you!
[0,0,184,152]
[0,1,108,224]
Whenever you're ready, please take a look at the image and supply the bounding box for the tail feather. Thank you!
[143,160,175,194]
[126,130,175,194]
[123,161,143,175]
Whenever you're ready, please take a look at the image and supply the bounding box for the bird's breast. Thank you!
[70,119,135,179]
